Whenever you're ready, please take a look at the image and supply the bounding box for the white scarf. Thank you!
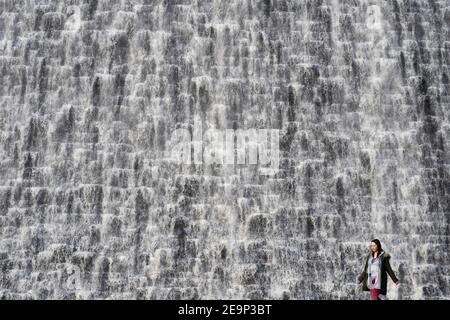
[367,251,384,290]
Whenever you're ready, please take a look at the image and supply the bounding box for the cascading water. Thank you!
[0,0,449,300]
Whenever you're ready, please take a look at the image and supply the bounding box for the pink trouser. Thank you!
[370,288,380,300]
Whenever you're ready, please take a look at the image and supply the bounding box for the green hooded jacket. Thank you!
[357,251,399,296]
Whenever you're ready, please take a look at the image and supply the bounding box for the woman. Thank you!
[357,239,399,300]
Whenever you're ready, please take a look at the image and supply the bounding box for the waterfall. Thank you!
[0,0,449,300]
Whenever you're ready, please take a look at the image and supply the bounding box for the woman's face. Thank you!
[371,242,378,252]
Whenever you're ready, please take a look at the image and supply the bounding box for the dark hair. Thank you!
[370,239,383,257]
